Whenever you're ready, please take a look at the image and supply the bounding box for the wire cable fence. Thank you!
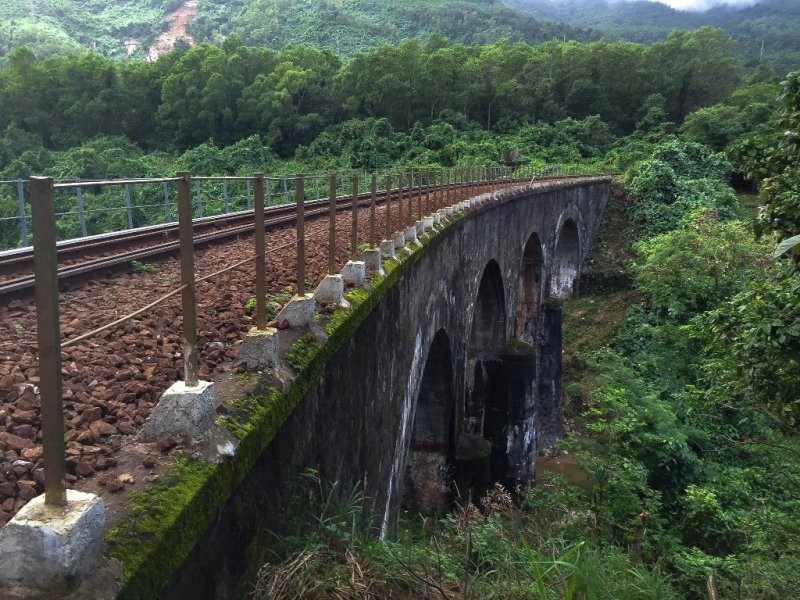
[0,163,605,251]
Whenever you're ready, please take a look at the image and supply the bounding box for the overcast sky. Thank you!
[651,0,758,10]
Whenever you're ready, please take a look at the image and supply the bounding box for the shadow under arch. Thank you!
[404,328,455,511]
[549,218,580,299]
[469,260,507,357]
[456,260,520,496]
[514,232,544,344]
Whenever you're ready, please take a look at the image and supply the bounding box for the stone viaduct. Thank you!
[156,176,611,598]
[0,177,610,599]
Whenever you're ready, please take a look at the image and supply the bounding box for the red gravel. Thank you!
[0,184,491,525]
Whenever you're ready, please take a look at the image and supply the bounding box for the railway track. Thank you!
[0,176,586,299]
[0,183,404,298]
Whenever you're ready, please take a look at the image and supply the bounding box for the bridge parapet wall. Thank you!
[114,177,611,599]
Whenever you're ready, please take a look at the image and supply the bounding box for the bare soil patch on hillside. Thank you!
[146,0,198,61]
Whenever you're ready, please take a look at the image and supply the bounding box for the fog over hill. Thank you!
[507,0,799,73]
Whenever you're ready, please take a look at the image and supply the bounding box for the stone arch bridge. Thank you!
[162,176,611,598]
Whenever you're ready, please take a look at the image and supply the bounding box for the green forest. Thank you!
[0,2,798,596]
[509,0,800,74]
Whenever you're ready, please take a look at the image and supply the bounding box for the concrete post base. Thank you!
[314,274,349,308]
[0,490,105,595]
[379,239,395,260]
[415,221,424,236]
[275,293,315,328]
[237,327,279,370]
[140,380,216,441]
[422,216,434,230]
[445,207,455,217]
[404,226,418,246]
[393,231,406,249]
[362,248,384,275]
[341,260,366,286]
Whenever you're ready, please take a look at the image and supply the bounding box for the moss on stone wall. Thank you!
[108,209,471,599]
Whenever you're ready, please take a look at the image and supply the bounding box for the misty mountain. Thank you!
[0,0,596,61]
[506,0,800,73]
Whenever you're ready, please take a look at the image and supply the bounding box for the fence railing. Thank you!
[20,163,604,507]
[0,164,601,252]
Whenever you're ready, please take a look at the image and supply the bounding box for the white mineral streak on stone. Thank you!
[381,330,423,538]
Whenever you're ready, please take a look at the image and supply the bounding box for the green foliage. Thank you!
[254,476,676,600]
[690,262,800,428]
[197,0,592,59]
[130,259,155,274]
[632,209,769,320]
[623,140,738,238]
[731,71,800,241]
[509,0,800,75]
[244,286,294,322]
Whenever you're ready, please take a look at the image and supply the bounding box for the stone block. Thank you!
[404,226,418,247]
[314,274,349,308]
[139,380,215,441]
[0,490,105,594]
[415,221,424,236]
[341,260,366,286]
[393,231,406,249]
[275,293,315,328]
[379,239,395,260]
[237,327,279,370]
[362,248,384,275]
[423,216,434,230]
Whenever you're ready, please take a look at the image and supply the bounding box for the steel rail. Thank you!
[0,176,596,298]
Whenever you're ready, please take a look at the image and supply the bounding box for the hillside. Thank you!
[507,0,800,74]
[0,0,594,60]
[0,0,183,59]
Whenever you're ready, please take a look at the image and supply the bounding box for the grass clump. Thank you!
[244,286,295,321]
[252,472,675,600]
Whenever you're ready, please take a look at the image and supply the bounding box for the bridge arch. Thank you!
[469,259,507,356]
[549,217,581,299]
[458,260,512,494]
[404,328,455,511]
[514,232,545,344]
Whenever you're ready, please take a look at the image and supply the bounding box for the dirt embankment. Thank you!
[146,0,198,61]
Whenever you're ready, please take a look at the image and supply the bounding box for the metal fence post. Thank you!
[16,179,28,246]
[76,182,87,237]
[369,173,377,248]
[254,174,266,331]
[123,184,133,229]
[30,176,67,507]
[351,173,358,259]
[406,171,413,225]
[385,175,393,239]
[424,169,430,215]
[177,172,198,387]
[246,179,252,210]
[195,180,204,218]
[296,175,306,295]
[163,182,172,223]
[283,176,289,204]
[223,179,230,214]
[397,173,404,229]
[328,172,337,275]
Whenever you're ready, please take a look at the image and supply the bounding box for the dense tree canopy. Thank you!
[0,29,746,160]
